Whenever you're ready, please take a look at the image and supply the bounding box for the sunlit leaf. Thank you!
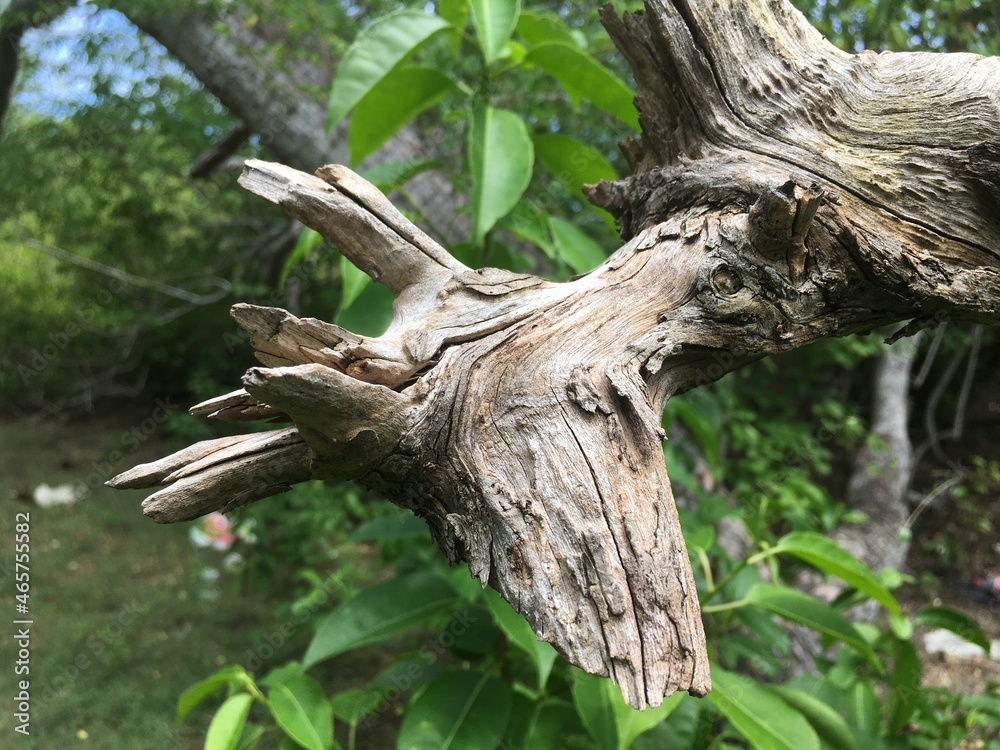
[548,215,606,273]
[469,0,520,65]
[845,682,880,741]
[328,10,451,129]
[571,672,618,750]
[483,587,558,690]
[532,133,617,227]
[349,66,454,164]
[468,105,533,243]
[330,688,382,726]
[360,158,441,193]
[743,583,877,663]
[437,0,468,31]
[525,43,638,129]
[281,228,323,286]
[913,606,990,653]
[887,638,921,735]
[267,674,335,750]
[572,671,682,750]
[769,686,858,750]
[774,532,901,616]
[205,693,254,750]
[340,256,372,312]
[708,667,820,750]
[178,665,254,725]
[497,201,557,260]
[516,11,580,48]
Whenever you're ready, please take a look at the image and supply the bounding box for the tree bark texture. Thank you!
[110,0,1000,708]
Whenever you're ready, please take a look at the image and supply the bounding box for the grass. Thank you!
[0,409,286,748]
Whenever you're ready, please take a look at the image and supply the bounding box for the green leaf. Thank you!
[743,584,876,663]
[178,665,253,725]
[267,674,334,750]
[516,11,580,48]
[572,671,682,750]
[844,682,880,740]
[774,532,901,616]
[269,685,334,750]
[521,702,576,749]
[525,43,638,129]
[769,686,858,750]
[532,133,617,229]
[617,693,684,749]
[667,397,721,471]
[206,693,254,750]
[328,10,452,129]
[281,228,323,285]
[887,638,921,735]
[548,215,606,273]
[335,278,393,337]
[571,672,617,750]
[497,201,557,260]
[468,105,533,243]
[360,158,441,193]
[469,0,520,65]
[397,670,513,750]
[913,606,990,653]
[685,524,714,552]
[302,571,459,669]
[234,724,266,750]
[331,688,382,726]
[349,66,455,164]
[340,256,372,312]
[262,662,304,690]
[707,667,820,750]
[533,133,616,190]
[483,587,558,690]
[437,0,468,31]
[371,655,444,695]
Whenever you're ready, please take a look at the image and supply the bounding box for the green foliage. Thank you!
[289,0,635,304]
[185,499,999,749]
[468,104,534,242]
[0,71,252,410]
[792,0,1000,54]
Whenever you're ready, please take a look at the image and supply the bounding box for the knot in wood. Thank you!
[711,266,743,295]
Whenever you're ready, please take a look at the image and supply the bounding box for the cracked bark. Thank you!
[109,0,1000,708]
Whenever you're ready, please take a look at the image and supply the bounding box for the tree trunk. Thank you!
[109,0,1000,708]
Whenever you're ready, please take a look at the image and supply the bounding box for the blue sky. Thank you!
[11,0,196,119]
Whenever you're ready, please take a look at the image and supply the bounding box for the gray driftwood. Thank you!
[109,0,1000,708]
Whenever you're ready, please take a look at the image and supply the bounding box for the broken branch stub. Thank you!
[109,0,1000,709]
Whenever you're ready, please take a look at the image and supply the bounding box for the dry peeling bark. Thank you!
[110,0,1000,708]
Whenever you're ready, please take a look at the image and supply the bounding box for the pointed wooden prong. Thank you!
[107,434,257,489]
[142,440,313,523]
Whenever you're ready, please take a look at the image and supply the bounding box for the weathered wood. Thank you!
[109,0,1000,708]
